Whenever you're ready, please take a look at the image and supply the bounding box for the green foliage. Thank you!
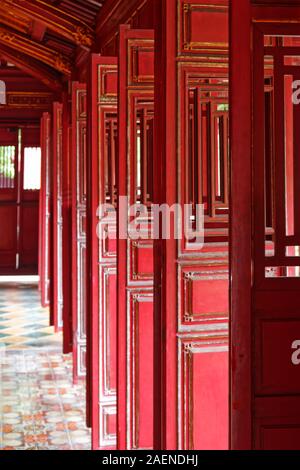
[0,146,15,180]
[217,104,229,112]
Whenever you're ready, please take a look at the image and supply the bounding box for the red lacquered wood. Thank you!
[231,0,300,450]
[154,0,229,450]
[62,92,73,354]
[0,127,40,275]
[87,54,118,449]
[40,112,52,310]
[38,126,43,293]
[52,101,64,332]
[230,0,252,450]
[117,25,155,450]
[71,82,87,382]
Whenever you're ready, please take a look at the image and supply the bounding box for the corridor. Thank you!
[0,280,90,450]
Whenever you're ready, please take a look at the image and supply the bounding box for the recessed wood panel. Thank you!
[256,320,300,394]
[118,27,155,450]
[129,292,154,450]
[0,206,17,251]
[181,1,228,53]
[179,337,229,449]
[88,56,118,450]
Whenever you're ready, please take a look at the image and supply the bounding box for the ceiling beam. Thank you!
[2,0,95,48]
[31,21,46,42]
[0,25,72,75]
[0,43,62,91]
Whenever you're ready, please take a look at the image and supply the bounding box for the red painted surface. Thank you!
[230,0,252,450]
[0,127,40,275]
[62,92,73,354]
[7,0,300,452]
[153,0,229,450]
[71,82,87,382]
[52,102,64,332]
[39,113,52,311]
[86,55,118,449]
[231,0,300,450]
[117,25,155,450]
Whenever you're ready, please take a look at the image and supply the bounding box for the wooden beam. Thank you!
[2,0,95,48]
[96,0,148,47]
[0,44,62,91]
[31,21,47,42]
[0,25,72,75]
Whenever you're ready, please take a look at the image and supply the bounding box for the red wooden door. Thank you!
[0,127,40,275]
[0,128,20,273]
[62,93,73,354]
[20,129,41,272]
[52,102,63,331]
[72,83,87,381]
[87,55,118,449]
[231,0,300,450]
[153,0,229,450]
[118,25,154,451]
[40,113,52,309]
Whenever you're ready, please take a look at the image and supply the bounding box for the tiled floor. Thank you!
[0,281,61,350]
[0,280,91,450]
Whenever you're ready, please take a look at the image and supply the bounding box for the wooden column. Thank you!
[230,0,252,450]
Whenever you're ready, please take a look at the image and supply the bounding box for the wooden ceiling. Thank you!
[0,0,106,89]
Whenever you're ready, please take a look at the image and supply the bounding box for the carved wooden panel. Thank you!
[154,0,229,450]
[52,102,63,330]
[88,55,118,450]
[231,0,300,450]
[180,1,228,54]
[252,22,300,449]
[118,26,154,450]
[178,336,228,449]
[40,113,52,309]
[72,82,87,381]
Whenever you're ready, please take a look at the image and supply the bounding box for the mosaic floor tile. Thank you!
[0,281,91,450]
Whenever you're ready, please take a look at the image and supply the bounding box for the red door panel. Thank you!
[117,25,154,450]
[19,204,39,267]
[87,55,118,449]
[231,0,300,450]
[153,0,229,450]
[40,113,52,310]
[0,129,18,272]
[0,206,17,268]
[0,127,40,275]
[72,82,87,381]
[52,102,63,331]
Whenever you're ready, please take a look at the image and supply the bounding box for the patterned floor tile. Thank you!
[0,281,91,450]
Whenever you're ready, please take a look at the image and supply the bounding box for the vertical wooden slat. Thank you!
[52,102,64,331]
[230,0,252,450]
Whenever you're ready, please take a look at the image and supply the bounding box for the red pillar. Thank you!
[230,0,252,450]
